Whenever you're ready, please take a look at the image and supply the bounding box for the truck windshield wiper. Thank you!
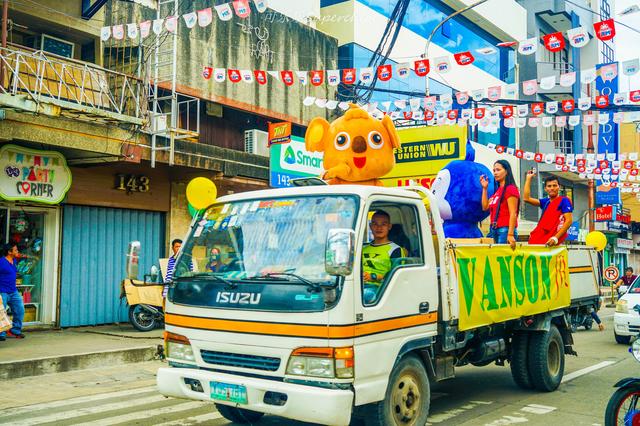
[249,272,335,292]
[173,273,237,289]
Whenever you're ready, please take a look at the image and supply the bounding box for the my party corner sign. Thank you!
[0,145,72,204]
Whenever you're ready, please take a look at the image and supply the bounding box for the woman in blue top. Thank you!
[0,243,25,340]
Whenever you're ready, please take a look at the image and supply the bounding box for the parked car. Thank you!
[613,276,640,344]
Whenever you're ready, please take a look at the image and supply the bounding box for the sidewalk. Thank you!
[0,323,163,380]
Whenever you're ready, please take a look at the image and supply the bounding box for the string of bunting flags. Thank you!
[490,143,640,191]
[100,0,268,41]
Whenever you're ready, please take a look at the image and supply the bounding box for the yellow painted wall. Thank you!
[317,0,356,46]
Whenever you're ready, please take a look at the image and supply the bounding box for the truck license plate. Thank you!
[210,381,248,404]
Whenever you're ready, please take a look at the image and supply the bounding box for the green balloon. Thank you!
[188,203,201,218]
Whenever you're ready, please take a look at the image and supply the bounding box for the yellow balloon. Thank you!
[585,231,607,251]
[186,177,217,210]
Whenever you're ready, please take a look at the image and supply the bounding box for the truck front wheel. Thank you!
[510,332,534,389]
[527,325,564,392]
[366,355,430,426]
[214,404,264,423]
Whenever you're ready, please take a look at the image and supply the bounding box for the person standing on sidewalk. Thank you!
[0,243,25,340]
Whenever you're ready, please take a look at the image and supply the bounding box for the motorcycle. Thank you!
[604,304,640,426]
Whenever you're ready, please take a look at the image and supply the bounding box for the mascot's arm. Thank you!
[323,162,352,180]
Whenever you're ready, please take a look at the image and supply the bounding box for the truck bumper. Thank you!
[157,367,354,426]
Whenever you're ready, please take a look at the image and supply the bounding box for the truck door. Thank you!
[353,197,439,405]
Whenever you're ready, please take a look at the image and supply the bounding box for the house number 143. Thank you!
[115,174,150,193]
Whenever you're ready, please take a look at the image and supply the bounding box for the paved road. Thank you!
[0,310,631,425]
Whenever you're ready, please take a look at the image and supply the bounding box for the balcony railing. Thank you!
[539,139,573,155]
[0,46,146,125]
[536,61,574,81]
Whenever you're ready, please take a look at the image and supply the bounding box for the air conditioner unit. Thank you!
[244,130,270,157]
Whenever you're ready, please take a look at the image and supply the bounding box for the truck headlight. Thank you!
[616,300,629,313]
[164,331,195,363]
[286,346,354,379]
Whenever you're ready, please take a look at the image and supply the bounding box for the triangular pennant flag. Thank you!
[522,79,538,96]
[517,104,528,117]
[440,94,453,109]
[583,114,596,126]
[409,98,422,111]
[504,118,515,128]
[360,67,373,83]
[567,26,590,48]
[539,75,556,90]
[377,64,392,81]
[310,70,324,86]
[614,112,625,123]
[505,83,518,99]
[213,68,226,82]
[543,32,565,52]
[497,41,517,48]
[127,23,138,39]
[315,99,327,108]
[281,70,295,86]
[559,72,576,87]
[112,24,124,40]
[394,100,407,109]
[381,101,391,111]
[254,70,267,85]
[268,71,282,81]
[253,0,268,13]
[202,66,213,80]
[599,63,618,82]
[165,16,178,32]
[396,63,411,79]
[424,96,436,111]
[562,99,575,113]
[152,19,164,35]
[546,101,558,114]
[140,20,151,39]
[100,26,111,41]
[233,0,251,18]
[474,108,485,119]
[240,69,254,83]
[434,56,451,73]
[456,91,469,105]
[598,113,610,125]
[325,100,339,110]
[578,97,591,111]
[454,51,475,66]
[542,117,553,128]
[471,89,484,101]
[487,86,501,101]
[340,68,355,84]
[623,59,640,76]
[295,71,308,85]
[531,103,544,116]
[197,8,213,27]
[338,101,350,111]
[518,37,538,55]
[228,69,242,83]
[581,68,597,84]
[327,70,340,86]
[183,11,197,28]
[594,18,616,41]
[215,4,233,21]
[502,105,514,118]
[414,59,430,76]
[516,118,527,128]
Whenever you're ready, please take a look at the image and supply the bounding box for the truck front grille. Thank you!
[200,350,281,371]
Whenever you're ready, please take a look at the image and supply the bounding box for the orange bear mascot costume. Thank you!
[304,104,401,186]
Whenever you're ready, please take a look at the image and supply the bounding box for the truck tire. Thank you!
[214,404,264,423]
[365,355,430,426]
[527,325,564,392]
[615,332,631,345]
[510,332,534,390]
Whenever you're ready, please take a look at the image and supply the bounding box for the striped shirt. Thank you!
[165,255,178,283]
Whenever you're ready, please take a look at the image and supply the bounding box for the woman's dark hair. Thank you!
[494,159,517,189]
[1,243,16,257]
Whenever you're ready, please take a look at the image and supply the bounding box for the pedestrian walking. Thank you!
[0,243,25,340]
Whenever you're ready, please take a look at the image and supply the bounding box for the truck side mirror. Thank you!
[125,241,141,280]
[325,229,355,276]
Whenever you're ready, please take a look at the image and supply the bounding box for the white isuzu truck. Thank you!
[156,184,600,426]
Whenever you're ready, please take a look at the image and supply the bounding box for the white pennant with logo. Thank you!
[578,97,591,111]
[100,26,111,41]
[360,67,373,83]
[623,58,640,76]
[518,37,538,55]
[152,19,164,35]
[253,0,268,13]
[517,104,528,117]
[522,79,538,95]
[614,93,625,106]
[559,72,576,87]
[569,115,581,126]
[295,71,308,85]
[240,70,253,83]
[598,113,610,125]
[140,21,151,38]
[165,16,178,32]
[546,101,558,114]
[539,75,556,90]
[471,89,485,101]
[198,8,213,27]
[581,68,597,84]
[215,4,233,21]
[214,68,226,82]
[440,94,453,109]
[555,116,567,127]
[504,83,518,99]
[127,23,138,39]
[183,12,197,28]
[567,26,590,48]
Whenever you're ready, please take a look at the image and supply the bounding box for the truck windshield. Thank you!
[169,195,358,312]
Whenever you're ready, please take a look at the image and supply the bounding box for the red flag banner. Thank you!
[228,69,242,83]
[562,99,575,113]
[454,51,475,66]
[342,68,356,84]
[594,19,616,41]
[531,103,544,116]
[595,95,609,108]
[281,70,294,86]
[310,70,324,86]
[414,59,430,76]
[254,70,267,85]
[543,32,565,52]
[377,64,392,81]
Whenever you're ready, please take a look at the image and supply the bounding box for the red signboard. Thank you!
[616,212,632,224]
[595,206,614,221]
[268,122,292,146]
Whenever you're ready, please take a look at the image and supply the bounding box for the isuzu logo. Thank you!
[216,292,262,305]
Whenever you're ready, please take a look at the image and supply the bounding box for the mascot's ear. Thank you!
[305,118,330,152]
[464,141,476,161]
[381,115,401,149]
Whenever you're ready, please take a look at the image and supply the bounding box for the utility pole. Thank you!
[423,0,489,96]
[0,0,8,86]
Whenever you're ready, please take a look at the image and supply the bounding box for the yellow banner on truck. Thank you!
[380,126,467,189]
[452,245,571,331]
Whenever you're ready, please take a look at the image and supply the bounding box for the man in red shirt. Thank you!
[523,172,573,246]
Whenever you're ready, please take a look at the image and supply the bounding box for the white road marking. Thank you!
[81,401,208,426]
[485,415,529,425]
[154,411,223,426]
[520,404,557,414]
[0,386,157,417]
[7,394,167,425]
[561,361,616,383]
[428,400,493,423]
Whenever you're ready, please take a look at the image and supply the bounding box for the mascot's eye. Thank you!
[334,132,351,151]
[368,131,384,150]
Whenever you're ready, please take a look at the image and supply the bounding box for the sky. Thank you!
[614,0,640,91]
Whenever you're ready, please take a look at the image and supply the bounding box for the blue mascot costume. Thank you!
[431,142,495,238]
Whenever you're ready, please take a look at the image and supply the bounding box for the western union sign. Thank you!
[452,245,571,331]
[395,139,459,163]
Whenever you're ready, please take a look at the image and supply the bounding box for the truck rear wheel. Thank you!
[527,325,564,392]
[365,355,430,426]
[510,332,534,390]
[214,404,264,423]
